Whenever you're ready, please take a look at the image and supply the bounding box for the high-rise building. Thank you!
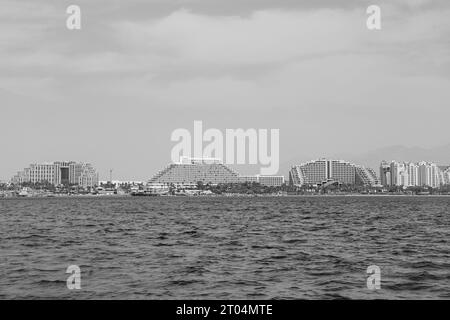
[438,166,450,185]
[380,160,444,188]
[407,162,419,187]
[390,161,409,186]
[11,161,99,188]
[289,159,379,187]
[445,167,450,185]
[380,161,391,186]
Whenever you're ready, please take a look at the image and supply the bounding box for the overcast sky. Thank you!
[1,0,450,180]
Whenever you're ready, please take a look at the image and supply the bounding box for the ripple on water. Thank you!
[0,196,449,299]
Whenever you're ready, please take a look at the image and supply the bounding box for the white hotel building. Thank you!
[12,161,99,188]
[148,157,285,187]
[289,159,380,187]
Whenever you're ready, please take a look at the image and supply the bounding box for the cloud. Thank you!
[2,1,449,83]
[1,2,449,109]
[1,0,450,179]
[114,9,360,66]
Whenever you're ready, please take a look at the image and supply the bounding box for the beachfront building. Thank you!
[11,161,99,188]
[289,159,379,187]
[379,161,445,188]
[438,166,450,185]
[355,166,380,186]
[148,157,285,187]
[445,167,450,185]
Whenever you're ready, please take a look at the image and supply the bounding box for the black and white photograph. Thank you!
[0,0,449,312]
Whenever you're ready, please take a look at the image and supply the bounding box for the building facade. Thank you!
[12,161,99,188]
[438,166,450,185]
[289,159,379,187]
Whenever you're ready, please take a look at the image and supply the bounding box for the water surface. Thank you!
[0,196,449,299]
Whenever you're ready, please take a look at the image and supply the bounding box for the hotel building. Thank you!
[289,159,380,187]
[12,161,99,188]
[148,157,285,187]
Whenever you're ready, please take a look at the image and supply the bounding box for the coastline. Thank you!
[1,193,450,200]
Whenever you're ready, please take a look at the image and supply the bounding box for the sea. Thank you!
[0,196,449,299]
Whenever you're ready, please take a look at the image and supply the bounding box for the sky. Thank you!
[1,0,450,180]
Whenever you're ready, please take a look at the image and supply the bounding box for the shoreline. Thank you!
[1,193,450,200]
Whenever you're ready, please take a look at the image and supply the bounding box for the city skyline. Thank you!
[1,0,450,180]
[6,155,450,188]
[3,144,450,182]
